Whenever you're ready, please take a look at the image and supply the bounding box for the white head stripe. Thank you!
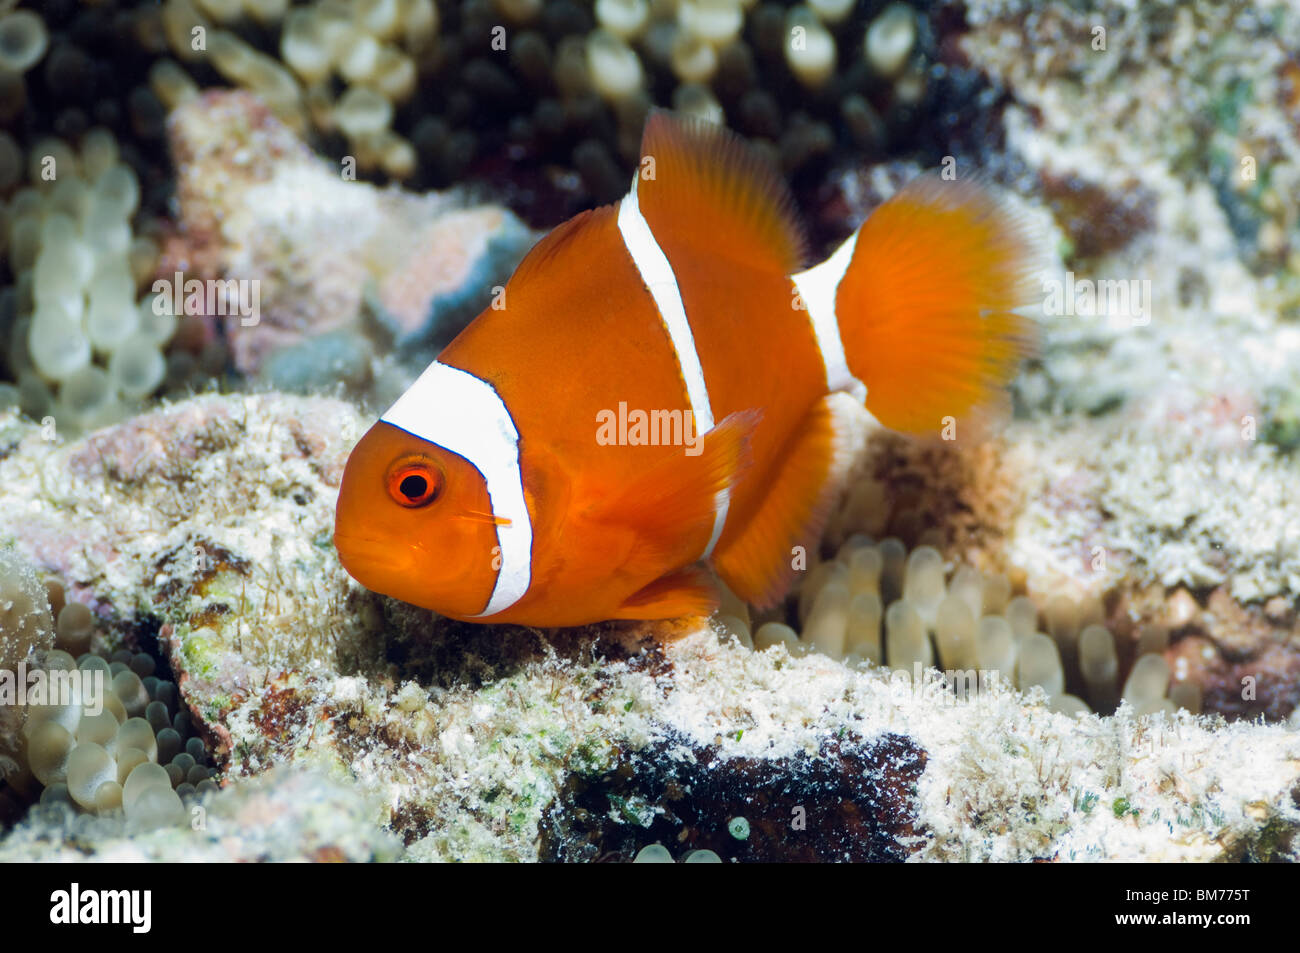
[380,361,532,618]
[792,231,867,399]
[617,181,729,558]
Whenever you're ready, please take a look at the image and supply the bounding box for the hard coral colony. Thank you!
[0,0,1298,872]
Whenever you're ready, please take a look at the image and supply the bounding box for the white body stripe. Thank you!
[616,182,715,431]
[380,361,532,618]
[792,231,867,401]
[617,181,730,558]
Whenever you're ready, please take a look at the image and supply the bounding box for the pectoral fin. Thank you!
[594,409,762,619]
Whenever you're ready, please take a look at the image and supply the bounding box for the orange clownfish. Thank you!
[334,112,1034,627]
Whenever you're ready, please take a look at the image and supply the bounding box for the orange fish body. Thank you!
[334,113,1034,626]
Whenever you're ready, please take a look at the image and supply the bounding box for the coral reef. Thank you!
[158,0,435,178]
[0,394,376,676]
[0,546,52,673]
[5,0,984,236]
[0,395,1297,862]
[542,729,927,861]
[3,130,170,433]
[0,764,400,861]
[7,636,212,827]
[0,81,536,421]
[0,9,47,75]
[161,90,535,393]
[941,0,1300,720]
[1,544,213,834]
[756,534,1191,719]
[0,546,52,825]
[0,0,176,240]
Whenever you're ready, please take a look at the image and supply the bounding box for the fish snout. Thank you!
[332,533,413,576]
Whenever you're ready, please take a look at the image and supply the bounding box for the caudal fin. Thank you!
[832,176,1037,435]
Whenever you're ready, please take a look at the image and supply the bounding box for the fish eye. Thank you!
[386,458,443,508]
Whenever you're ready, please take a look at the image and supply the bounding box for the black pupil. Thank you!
[399,474,428,500]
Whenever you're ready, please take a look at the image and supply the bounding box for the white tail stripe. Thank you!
[792,231,866,399]
[380,361,532,618]
[617,180,730,558]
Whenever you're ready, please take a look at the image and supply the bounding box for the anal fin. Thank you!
[636,111,807,275]
[710,396,847,608]
[609,565,718,620]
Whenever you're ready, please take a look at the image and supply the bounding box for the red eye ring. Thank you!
[386,459,443,508]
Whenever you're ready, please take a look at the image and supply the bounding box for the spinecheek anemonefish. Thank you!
[334,112,1035,627]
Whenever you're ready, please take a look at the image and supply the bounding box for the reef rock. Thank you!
[163,90,536,389]
[0,766,400,863]
[0,395,1297,862]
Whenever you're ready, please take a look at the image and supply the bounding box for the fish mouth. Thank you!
[333,534,412,575]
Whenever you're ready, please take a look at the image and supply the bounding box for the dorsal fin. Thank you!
[635,111,807,275]
[503,206,601,291]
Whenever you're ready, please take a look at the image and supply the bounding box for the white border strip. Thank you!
[617,181,729,558]
[792,231,866,399]
[381,361,532,618]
